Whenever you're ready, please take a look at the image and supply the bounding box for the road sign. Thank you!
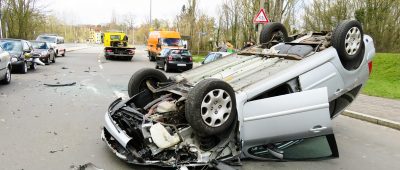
[253,8,269,24]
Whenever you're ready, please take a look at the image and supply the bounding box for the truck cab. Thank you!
[103,32,135,60]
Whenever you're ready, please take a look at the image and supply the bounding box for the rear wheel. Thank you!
[30,62,36,70]
[332,20,365,70]
[1,66,11,84]
[127,68,168,97]
[185,79,237,136]
[260,22,289,44]
[164,62,170,72]
[20,62,28,74]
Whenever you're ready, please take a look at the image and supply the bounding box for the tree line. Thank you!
[1,0,399,53]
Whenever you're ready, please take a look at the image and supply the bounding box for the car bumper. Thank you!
[167,61,193,70]
[105,52,134,57]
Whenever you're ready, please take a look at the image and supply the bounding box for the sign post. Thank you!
[254,0,269,44]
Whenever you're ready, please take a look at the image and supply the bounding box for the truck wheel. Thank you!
[128,68,168,97]
[185,79,237,136]
[260,22,289,44]
[332,20,365,70]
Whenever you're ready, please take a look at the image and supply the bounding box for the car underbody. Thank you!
[101,21,375,168]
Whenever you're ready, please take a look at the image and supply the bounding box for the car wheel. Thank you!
[127,68,168,97]
[332,20,365,70]
[1,65,11,84]
[45,57,50,65]
[155,64,159,69]
[21,62,28,74]
[62,52,65,57]
[260,22,289,44]
[185,78,237,136]
[164,62,170,72]
[30,62,36,70]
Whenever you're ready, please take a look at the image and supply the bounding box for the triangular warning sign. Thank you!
[253,8,269,24]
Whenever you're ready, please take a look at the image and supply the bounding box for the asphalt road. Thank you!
[0,45,399,170]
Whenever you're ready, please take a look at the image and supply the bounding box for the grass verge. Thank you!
[362,53,400,99]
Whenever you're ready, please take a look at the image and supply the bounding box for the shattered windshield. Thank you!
[0,40,23,52]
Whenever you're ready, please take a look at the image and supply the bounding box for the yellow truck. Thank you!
[103,32,135,60]
[147,31,184,61]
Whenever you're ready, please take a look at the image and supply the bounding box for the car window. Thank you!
[0,41,23,52]
[247,135,338,160]
[204,53,217,64]
[31,42,48,49]
[181,50,191,56]
[160,49,171,57]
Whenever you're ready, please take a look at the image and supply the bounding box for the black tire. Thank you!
[20,62,28,74]
[164,62,170,72]
[45,57,50,65]
[1,65,11,84]
[185,79,237,136]
[62,53,65,57]
[332,20,365,70]
[30,62,36,70]
[127,68,168,97]
[155,64,159,69]
[260,22,289,44]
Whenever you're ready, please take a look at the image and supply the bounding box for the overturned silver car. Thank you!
[101,20,375,168]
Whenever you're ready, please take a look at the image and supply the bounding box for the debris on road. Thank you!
[44,82,76,87]
[70,162,104,170]
[61,67,68,69]
[49,149,64,153]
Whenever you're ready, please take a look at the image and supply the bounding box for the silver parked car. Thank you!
[101,20,375,168]
[0,46,11,84]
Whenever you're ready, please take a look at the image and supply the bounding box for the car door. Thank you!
[241,87,338,160]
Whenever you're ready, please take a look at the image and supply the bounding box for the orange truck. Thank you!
[147,31,184,61]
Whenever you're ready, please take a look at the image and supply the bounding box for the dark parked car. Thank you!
[0,39,34,73]
[30,41,55,64]
[155,48,193,72]
[0,46,11,84]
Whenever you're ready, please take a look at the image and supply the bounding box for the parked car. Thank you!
[101,20,375,168]
[0,46,11,84]
[36,34,66,57]
[30,41,55,64]
[155,48,193,72]
[147,31,184,61]
[202,52,231,64]
[0,39,34,73]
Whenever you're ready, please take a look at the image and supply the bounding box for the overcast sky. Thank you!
[44,0,223,25]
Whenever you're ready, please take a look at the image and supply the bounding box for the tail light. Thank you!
[189,57,192,62]
[368,61,373,75]
[106,49,113,52]
[168,55,173,61]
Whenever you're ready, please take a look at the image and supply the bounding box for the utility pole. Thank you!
[0,0,3,39]
[149,0,152,30]
[256,0,266,44]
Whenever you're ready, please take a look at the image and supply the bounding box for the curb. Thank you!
[343,110,400,131]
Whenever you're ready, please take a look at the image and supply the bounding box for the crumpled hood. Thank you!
[8,51,22,58]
